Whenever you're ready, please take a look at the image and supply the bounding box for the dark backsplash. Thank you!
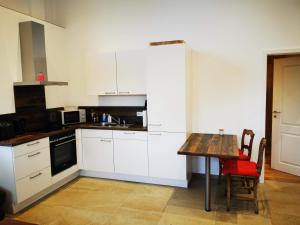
[79,106,146,125]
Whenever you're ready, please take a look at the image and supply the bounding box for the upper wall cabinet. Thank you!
[86,50,146,96]
[116,50,146,95]
[0,9,20,114]
[44,23,68,109]
[87,52,117,95]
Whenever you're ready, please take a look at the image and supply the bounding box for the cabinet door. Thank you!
[148,132,186,180]
[82,137,114,172]
[86,52,117,95]
[114,139,148,176]
[147,44,187,132]
[44,23,68,108]
[116,50,146,95]
[0,9,19,114]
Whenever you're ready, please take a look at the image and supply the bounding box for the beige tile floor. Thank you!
[13,176,300,225]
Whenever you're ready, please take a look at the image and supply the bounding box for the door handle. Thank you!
[273,111,281,114]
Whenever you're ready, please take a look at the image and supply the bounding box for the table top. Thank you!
[178,133,239,158]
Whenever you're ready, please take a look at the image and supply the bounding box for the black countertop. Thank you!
[0,123,147,147]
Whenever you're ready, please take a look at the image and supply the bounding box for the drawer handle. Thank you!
[29,172,42,180]
[100,139,111,143]
[28,152,41,158]
[149,124,162,126]
[149,133,162,136]
[105,92,116,95]
[119,91,130,94]
[124,132,135,135]
[27,141,40,146]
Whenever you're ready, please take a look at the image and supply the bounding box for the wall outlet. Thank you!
[137,111,143,117]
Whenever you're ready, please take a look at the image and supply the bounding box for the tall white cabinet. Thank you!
[146,43,191,183]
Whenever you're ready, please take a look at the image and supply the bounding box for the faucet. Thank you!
[111,115,121,125]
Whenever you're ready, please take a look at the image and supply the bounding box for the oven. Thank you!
[50,130,77,176]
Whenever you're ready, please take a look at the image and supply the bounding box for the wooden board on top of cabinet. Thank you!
[148,132,187,180]
[146,44,190,133]
[116,49,146,95]
[86,52,117,95]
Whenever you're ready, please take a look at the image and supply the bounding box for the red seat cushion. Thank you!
[223,160,259,177]
[239,149,250,161]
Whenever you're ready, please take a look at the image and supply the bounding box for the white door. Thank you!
[148,132,187,180]
[272,56,300,176]
[82,137,114,172]
[146,44,187,132]
[116,50,146,95]
[114,139,148,176]
[86,52,117,95]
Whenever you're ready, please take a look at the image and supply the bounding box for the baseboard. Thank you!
[80,170,189,188]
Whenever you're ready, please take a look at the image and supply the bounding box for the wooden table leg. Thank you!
[205,156,211,211]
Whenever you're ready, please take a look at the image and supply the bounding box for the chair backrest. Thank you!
[256,138,267,175]
[241,129,255,158]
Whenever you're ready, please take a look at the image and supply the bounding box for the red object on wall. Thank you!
[36,72,45,81]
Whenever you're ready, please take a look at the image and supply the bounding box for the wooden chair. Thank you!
[223,138,266,214]
[218,129,255,183]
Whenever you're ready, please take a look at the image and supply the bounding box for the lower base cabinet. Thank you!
[16,167,51,203]
[148,132,187,180]
[82,137,114,173]
[113,131,148,176]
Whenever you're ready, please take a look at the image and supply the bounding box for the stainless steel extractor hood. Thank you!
[14,21,68,86]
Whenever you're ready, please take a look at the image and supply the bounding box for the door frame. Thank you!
[264,49,300,163]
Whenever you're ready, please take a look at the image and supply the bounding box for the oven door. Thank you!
[50,137,77,176]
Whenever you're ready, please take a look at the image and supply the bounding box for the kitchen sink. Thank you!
[90,123,133,129]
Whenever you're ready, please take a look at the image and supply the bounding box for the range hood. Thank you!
[14,21,68,86]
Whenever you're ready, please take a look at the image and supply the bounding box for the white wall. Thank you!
[48,0,300,175]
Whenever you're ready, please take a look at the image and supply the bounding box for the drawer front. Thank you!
[14,137,49,158]
[81,129,113,139]
[15,147,50,180]
[16,167,51,203]
[113,131,147,141]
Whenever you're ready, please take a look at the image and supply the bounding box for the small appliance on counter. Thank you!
[60,109,86,125]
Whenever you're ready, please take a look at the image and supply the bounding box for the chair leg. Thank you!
[218,159,222,184]
[246,178,251,194]
[226,174,231,211]
[253,179,259,214]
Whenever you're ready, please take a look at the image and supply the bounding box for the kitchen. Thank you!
[0,1,300,225]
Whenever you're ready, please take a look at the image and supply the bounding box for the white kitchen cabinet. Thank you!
[16,167,51,203]
[82,129,114,172]
[0,8,19,114]
[148,132,187,180]
[75,129,83,169]
[116,50,146,95]
[113,131,148,176]
[146,44,191,132]
[86,50,146,96]
[44,23,68,109]
[86,52,117,95]
[0,137,52,211]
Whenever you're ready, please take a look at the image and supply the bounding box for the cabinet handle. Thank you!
[27,141,40,146]
[119,91,130,94]
[149,133,162,136]
[149,124,162,126]
[28,152,41,158]
[104,92,116,95]
[123,132,135,135]
[100,139,111,143]
[29,172,42,180]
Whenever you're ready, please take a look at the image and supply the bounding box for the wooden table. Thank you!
[178,133,239,211]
